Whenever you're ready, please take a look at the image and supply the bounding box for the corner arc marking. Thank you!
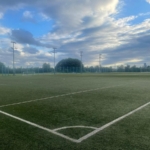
[53,126,98,131]
[0,110,79,143]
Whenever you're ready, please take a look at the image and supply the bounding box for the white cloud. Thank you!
[0,12,3,19]
[115,15,137,27]
[22,10,37,23]
[146,0,150,4]
[108,59,143,67]
[0,26,10,35]
[139,12,150,16]
[32,0,119,34]
[39,13,50,21]
[0,0,120,34]
[23,11,33,18]
[1,0,150,67]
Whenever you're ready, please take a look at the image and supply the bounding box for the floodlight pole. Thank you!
[80,51,83,73]
[99,54,101,73]
[53,47,57,75]
[12,41,16,76]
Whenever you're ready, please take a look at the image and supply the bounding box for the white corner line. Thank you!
[0,83,130,108]
[1,100,149,144]
[77,101,150,143]
[0,110,79,143]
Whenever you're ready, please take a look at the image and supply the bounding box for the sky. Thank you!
[0,0,150,68]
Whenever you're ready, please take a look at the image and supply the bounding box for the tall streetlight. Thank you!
[11,41,16,76]
[80,51,83,73]
[99,54,101,73]
[52,47,57,75]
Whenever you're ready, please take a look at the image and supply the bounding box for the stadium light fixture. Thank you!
[52,47,57,75]
[11,41,16,76]
[80,51,83,73]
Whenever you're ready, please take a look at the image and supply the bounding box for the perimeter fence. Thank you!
[1,65,150,76]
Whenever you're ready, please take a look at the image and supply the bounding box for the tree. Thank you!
[55,58,83,72]
[0,62,5,73]
[125,65,130,72]
[42,63,51,72]
[117,65,124,72]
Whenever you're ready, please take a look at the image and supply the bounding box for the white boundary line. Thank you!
[0,100,150,143]
[0,110,78,143]
[77,100,150,143]
[0,83,129,108]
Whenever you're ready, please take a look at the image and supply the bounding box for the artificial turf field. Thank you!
[0,73,150,150]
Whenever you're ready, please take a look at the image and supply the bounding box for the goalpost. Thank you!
[22,67,35,76]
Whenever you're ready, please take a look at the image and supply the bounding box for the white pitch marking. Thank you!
[0,110,79,143]
[53,126,98,131]
[0,83,129,108]
[1,100,150,143]
[77,100,150,143]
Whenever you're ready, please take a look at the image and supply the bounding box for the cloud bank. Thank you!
[0,0,150,67]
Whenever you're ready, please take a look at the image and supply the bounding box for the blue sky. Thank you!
[2,8,54,36]
[0,0,150,67]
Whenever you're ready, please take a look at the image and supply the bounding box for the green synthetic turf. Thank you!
[0,73,150,150]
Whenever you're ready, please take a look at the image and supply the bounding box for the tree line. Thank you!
[0,62,53,74]
[0,58,150,74]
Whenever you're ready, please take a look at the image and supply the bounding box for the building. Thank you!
[144,63,147,68]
